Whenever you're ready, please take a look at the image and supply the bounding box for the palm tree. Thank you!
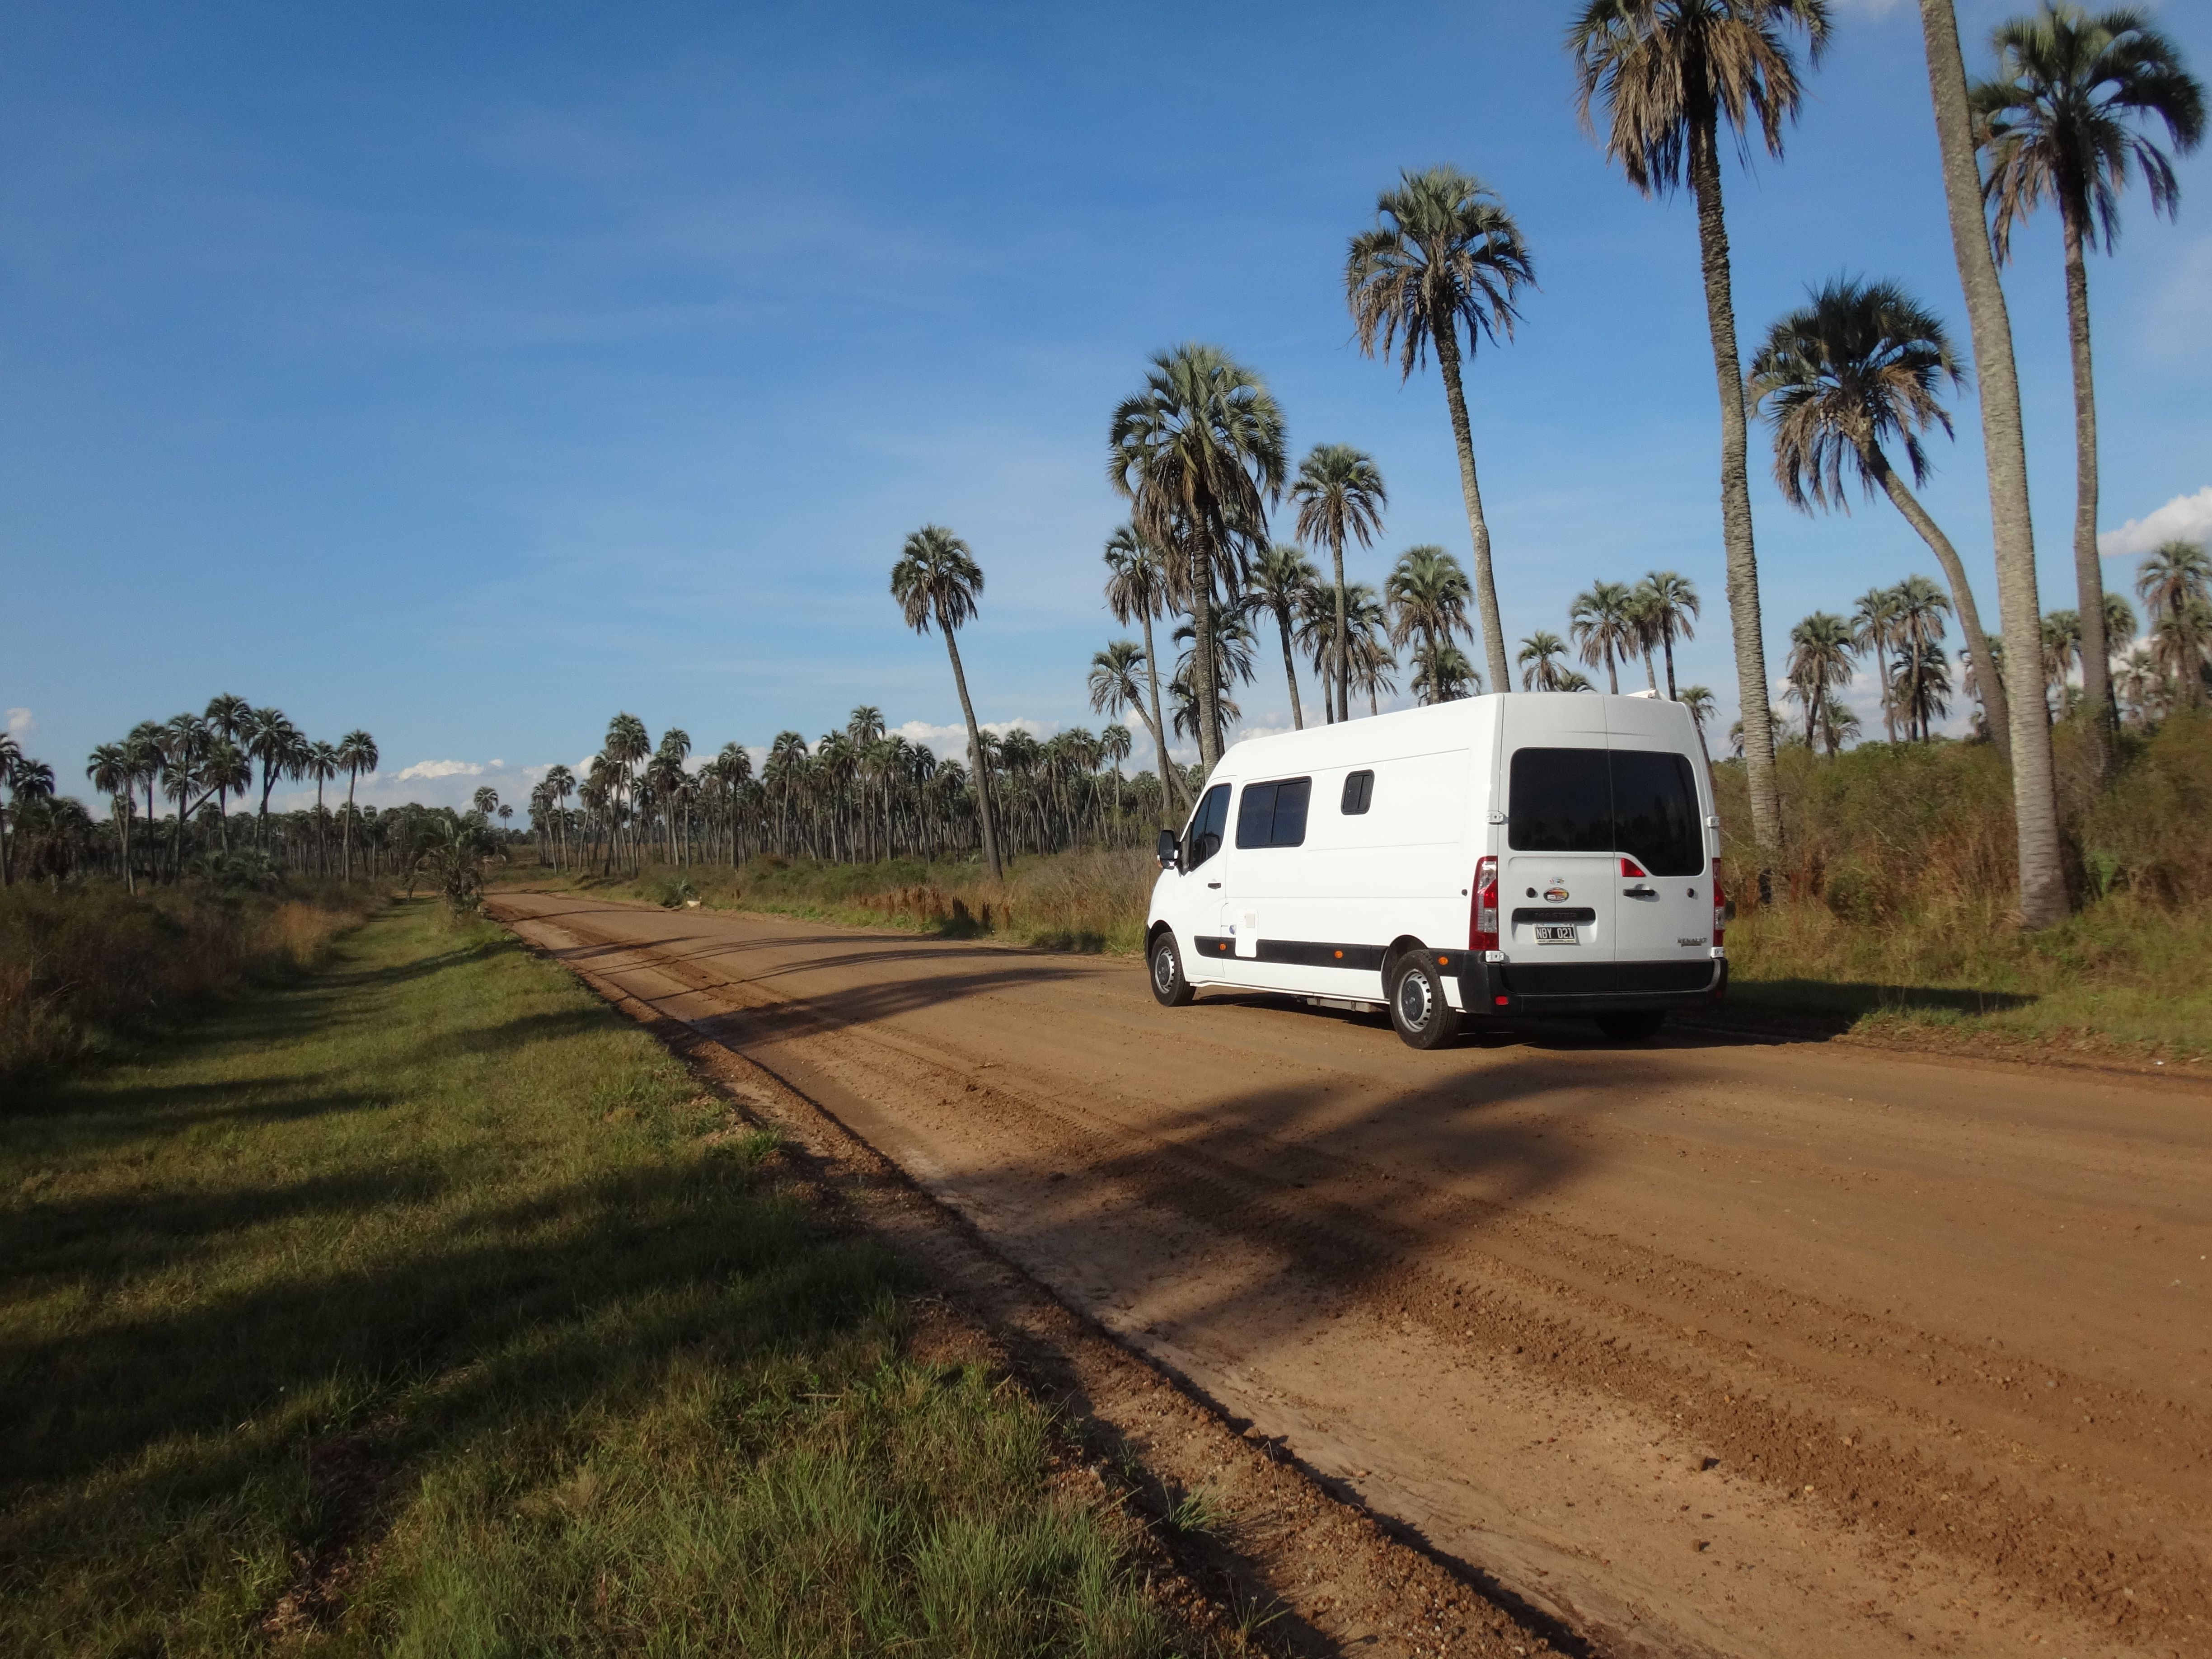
[1974,5,2204,769]
[1247,542,1321,729]
[1680,685,1717,738]
[1851,586,1906,742]
[1636,571,1701,699]
[1894,576,1954,740]
[1385,545,1475,691]
[602,712,651,874]
[1518,630,1573,691]
[2041,610,2084,716]
[1786,612,1858,747]
[336,730,378,883]
[1746,275,2012,754]
[1290,445,1389,722]
[1570,580,1639,695]
[1917,0,2067,927]
[1088,640,1175,815]
[1103,524,1186,812]
[1300,581,1399,717]
[1346,166,1533,694]
[892,524,1003,879]
[1108,344,1287,779]
[2136,539,2212,708]
[86,742,136,894]
[305,740,340,873]
[1568,0,1830,901]
[1411,640,1479,705]
[1173,611,1258,756]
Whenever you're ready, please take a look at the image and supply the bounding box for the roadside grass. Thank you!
[0,898,1183,1656]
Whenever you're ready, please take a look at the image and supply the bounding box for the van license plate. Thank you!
[1534,924,1578,945]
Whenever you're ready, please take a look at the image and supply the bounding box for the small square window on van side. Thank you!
[1340,770,1373,815]
[1235,783,1279,848]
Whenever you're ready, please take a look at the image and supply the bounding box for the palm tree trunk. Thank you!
[1918,0,2068,929]
[2059,203,2115,778]
[938,614,1003,881]
[1866,448,2013,760]
[1276,608,1304,729]
[1661,631,1678,701]
[1687,118,1783,904]
[1431,325,1511,694]
[1189,534,1223,777]
[1330,534,1350,722]
[1135,608,1185,816]
[1640,646,1658,693]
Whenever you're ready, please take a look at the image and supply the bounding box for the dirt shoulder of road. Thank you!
[490,895,1572,1659]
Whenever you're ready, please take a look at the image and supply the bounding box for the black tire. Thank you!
[1389,954,1461,1050]
[1149,930,1195,1008]
[1595,1010,1667,1042]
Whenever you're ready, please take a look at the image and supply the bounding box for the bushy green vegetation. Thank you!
[0,900,1184,1655]
[0,880,375,1083]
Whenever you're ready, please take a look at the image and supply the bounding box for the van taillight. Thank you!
[1472,856,1499,952]
[1711,859,1726,948]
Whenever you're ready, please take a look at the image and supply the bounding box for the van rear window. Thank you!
[1507,747,1702,875]
[1235,777,1312,848]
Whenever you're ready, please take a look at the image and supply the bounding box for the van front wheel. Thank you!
[1149,932,1195,1008]
[1389,956,1461,1050]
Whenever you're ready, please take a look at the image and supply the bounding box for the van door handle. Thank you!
[1622,884,1658,899]
[1207,881,1222,889]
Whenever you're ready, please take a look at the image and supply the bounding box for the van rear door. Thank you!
[1500,740,1617,982]
[1604,742,1711,972]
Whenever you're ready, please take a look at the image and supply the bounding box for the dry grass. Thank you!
[0,880,378,1084]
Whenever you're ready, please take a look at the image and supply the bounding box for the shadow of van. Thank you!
[1694,976,2038,1036]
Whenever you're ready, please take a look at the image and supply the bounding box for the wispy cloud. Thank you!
[5,708,33,742]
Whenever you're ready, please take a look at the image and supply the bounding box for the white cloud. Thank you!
[889,716,1056,759]
[5,708,32,740]
[2100,486,2212,562]
[395,758,487,782]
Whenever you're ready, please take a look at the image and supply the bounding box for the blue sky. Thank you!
[5,0,2208,811]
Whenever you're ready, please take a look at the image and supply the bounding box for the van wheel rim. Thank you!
[1153,949,1175,993]
[1397,972,1430,1029]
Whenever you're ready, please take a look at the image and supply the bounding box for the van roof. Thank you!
[1210,692,1699,779]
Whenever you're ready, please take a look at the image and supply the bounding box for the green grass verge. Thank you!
[0,899,1180,1656]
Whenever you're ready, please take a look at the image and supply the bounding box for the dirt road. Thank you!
[491,891,2212,1659]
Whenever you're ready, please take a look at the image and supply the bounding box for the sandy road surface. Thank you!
[491,891,2212,1659]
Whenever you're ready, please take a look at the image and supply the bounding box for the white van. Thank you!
[1145,692,1728,1049]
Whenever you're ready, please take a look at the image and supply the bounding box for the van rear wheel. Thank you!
[1595,1010,1667,1042]
[1148,931,1195,1008]
[1389,956,1461,1050]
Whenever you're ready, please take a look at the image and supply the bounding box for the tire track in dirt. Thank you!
[494,892,2212,1658]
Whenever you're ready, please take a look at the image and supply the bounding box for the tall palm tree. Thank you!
[1746,275,2012,754]
[86,742,136,894]
[602,712,651,875]
[1518,630,1574,691]
[1290,445,1388,722]
[305,740,340,873]
[1569,0,1829,898]
[1173,611,1258,757]
[1346,167,1532,693]
[1385,545,1476,692]
[1103,524,1186,812]
[1247,543,1321,729]
[1680,685,1717,737]
[892,524,1003,879]
[1894,575,1954,739]
[336,730,378,884]
[1851,587,1905,742]
[1570,580,1639,694]
[1974,4,2204,771]
[1636,571,1701,699]
[1088,640,1173,814]
[2136,539,2212,708]
[1917,0,2067,927]
[1786,612,1857,747]
[1108,344,1287,779]
[2041,609,2083,716]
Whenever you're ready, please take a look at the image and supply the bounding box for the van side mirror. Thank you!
[1155,829,1180,871]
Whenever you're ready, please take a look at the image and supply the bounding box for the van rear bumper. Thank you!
[1457,956,1727,1017]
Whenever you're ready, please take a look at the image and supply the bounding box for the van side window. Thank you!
[1507,747,1704,875]
[1340,770,1373,815]
[1184,783,1230,869]
[1234,777,1312,848]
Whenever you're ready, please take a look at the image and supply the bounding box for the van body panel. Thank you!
[1146,694,1716,1022]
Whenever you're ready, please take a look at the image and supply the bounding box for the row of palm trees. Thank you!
[0,700,382,893]
[1774,536,2210,756]
[526,707,1178,876]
